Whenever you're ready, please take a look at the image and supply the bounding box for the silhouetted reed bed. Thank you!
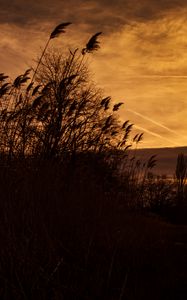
[0,24,186,299]
[0,154,187,299]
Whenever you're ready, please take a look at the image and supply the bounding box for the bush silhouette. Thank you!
[0,26,139,161]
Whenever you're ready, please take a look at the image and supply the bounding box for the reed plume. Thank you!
[82,32,102,55]
[31,22,72,83]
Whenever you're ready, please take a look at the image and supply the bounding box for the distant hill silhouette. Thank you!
[135,146,187,177]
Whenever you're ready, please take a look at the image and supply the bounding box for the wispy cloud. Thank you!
[127,108,187,139]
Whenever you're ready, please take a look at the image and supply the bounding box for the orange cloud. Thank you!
[91,10,187,147]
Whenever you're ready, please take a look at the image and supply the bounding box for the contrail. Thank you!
[134,125,182,146]
[123,75,187,78]
[127,108,185,139]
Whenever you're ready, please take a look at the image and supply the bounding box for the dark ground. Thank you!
[0,157,186,299]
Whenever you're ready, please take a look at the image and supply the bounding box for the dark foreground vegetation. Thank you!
[0,23,187,299]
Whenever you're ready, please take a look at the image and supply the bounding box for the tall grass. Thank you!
[0,24,186,300]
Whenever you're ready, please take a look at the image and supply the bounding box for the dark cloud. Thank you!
[132,0,186,20]
[1,0,187,31]
[0,0,61,26]
[136,146,187,176]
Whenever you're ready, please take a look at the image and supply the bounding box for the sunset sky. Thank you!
[1,0,187,148]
